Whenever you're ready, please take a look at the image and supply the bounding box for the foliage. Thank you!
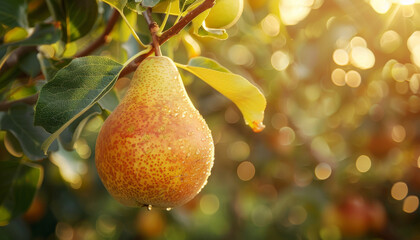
[1,0,420,239]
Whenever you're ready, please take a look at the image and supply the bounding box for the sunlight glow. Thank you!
[370,0,392,14]
[397,0,415,5]
[279,0,314,25]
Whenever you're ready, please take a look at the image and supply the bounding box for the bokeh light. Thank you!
[333,49,349,66]
[391,125,406,143]
[315,162,332,180]
[331,68,346,86]
[356,155,371,173]
[403,196,419,213]
[350,46,375,69]
[261,14,280,37]
[271,51,290,71]
[391,182,408,200]
[345,70,362,88]
[237,161,256,181]
[228,44,254,66]
[200,194,220,215]
[227,140,250,161]
[370,0,392,14]
[380,30,401,53]
[279,0,314,25]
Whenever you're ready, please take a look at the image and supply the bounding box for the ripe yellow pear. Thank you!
[95,56,214,209]
[205,0,244,29]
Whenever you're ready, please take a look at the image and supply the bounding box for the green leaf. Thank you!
[38,55,72,82]
[0,24,61,50]
[34,56,123,153]
[142,0,162,7]
[0,0,28,29]
[46,0,98,43]
[0,104,58,160]
[59,104,102,151]
[177,57,266,132]
[0,160,43,226]
[188,56,229,72]
[191,9,228,39]
[102,0,128,11]
[18,52,40,78]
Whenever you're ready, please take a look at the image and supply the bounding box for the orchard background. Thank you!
[1,0,420,239]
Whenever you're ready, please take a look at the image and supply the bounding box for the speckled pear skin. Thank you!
[95,56,214,208]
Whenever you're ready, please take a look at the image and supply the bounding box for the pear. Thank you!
[95,56,214,208]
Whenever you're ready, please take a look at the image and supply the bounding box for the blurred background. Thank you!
[2,0,420,239]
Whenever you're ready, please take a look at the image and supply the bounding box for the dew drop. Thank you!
[168,147,172,150]
[174,113,179,117]
[196,149,201,155]
[166,208,172,211]
[147,205,152,211]
[187,131,193,136]
[189,114,193,118]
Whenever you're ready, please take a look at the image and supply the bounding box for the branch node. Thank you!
[145,8,162,57]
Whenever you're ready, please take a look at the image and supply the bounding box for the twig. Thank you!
[159,0,215,44]
[120,0,215,76]
[144,8,162,56]
[0,94,39,111]
[75,9,120,57]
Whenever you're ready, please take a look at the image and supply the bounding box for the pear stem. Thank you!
[144,8,162,57]
[120,0,215,76]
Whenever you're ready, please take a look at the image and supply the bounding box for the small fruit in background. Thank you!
[205,0,244,29]
[323,195,388,236]
[247,0,267,10]
[23,195,46,223]
[95,56,214,209]
[367,200,387,232]
[136,210,166,238]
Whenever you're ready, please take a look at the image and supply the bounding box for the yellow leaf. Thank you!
[182,32,201,58]
[176,57,266,132]
[4,27,28,43]
[153,0,181,15]
[110,10,137,42]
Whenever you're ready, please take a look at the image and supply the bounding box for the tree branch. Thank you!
[159,0,215,44]
[0,94,39,111]
[120,0,215,77]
